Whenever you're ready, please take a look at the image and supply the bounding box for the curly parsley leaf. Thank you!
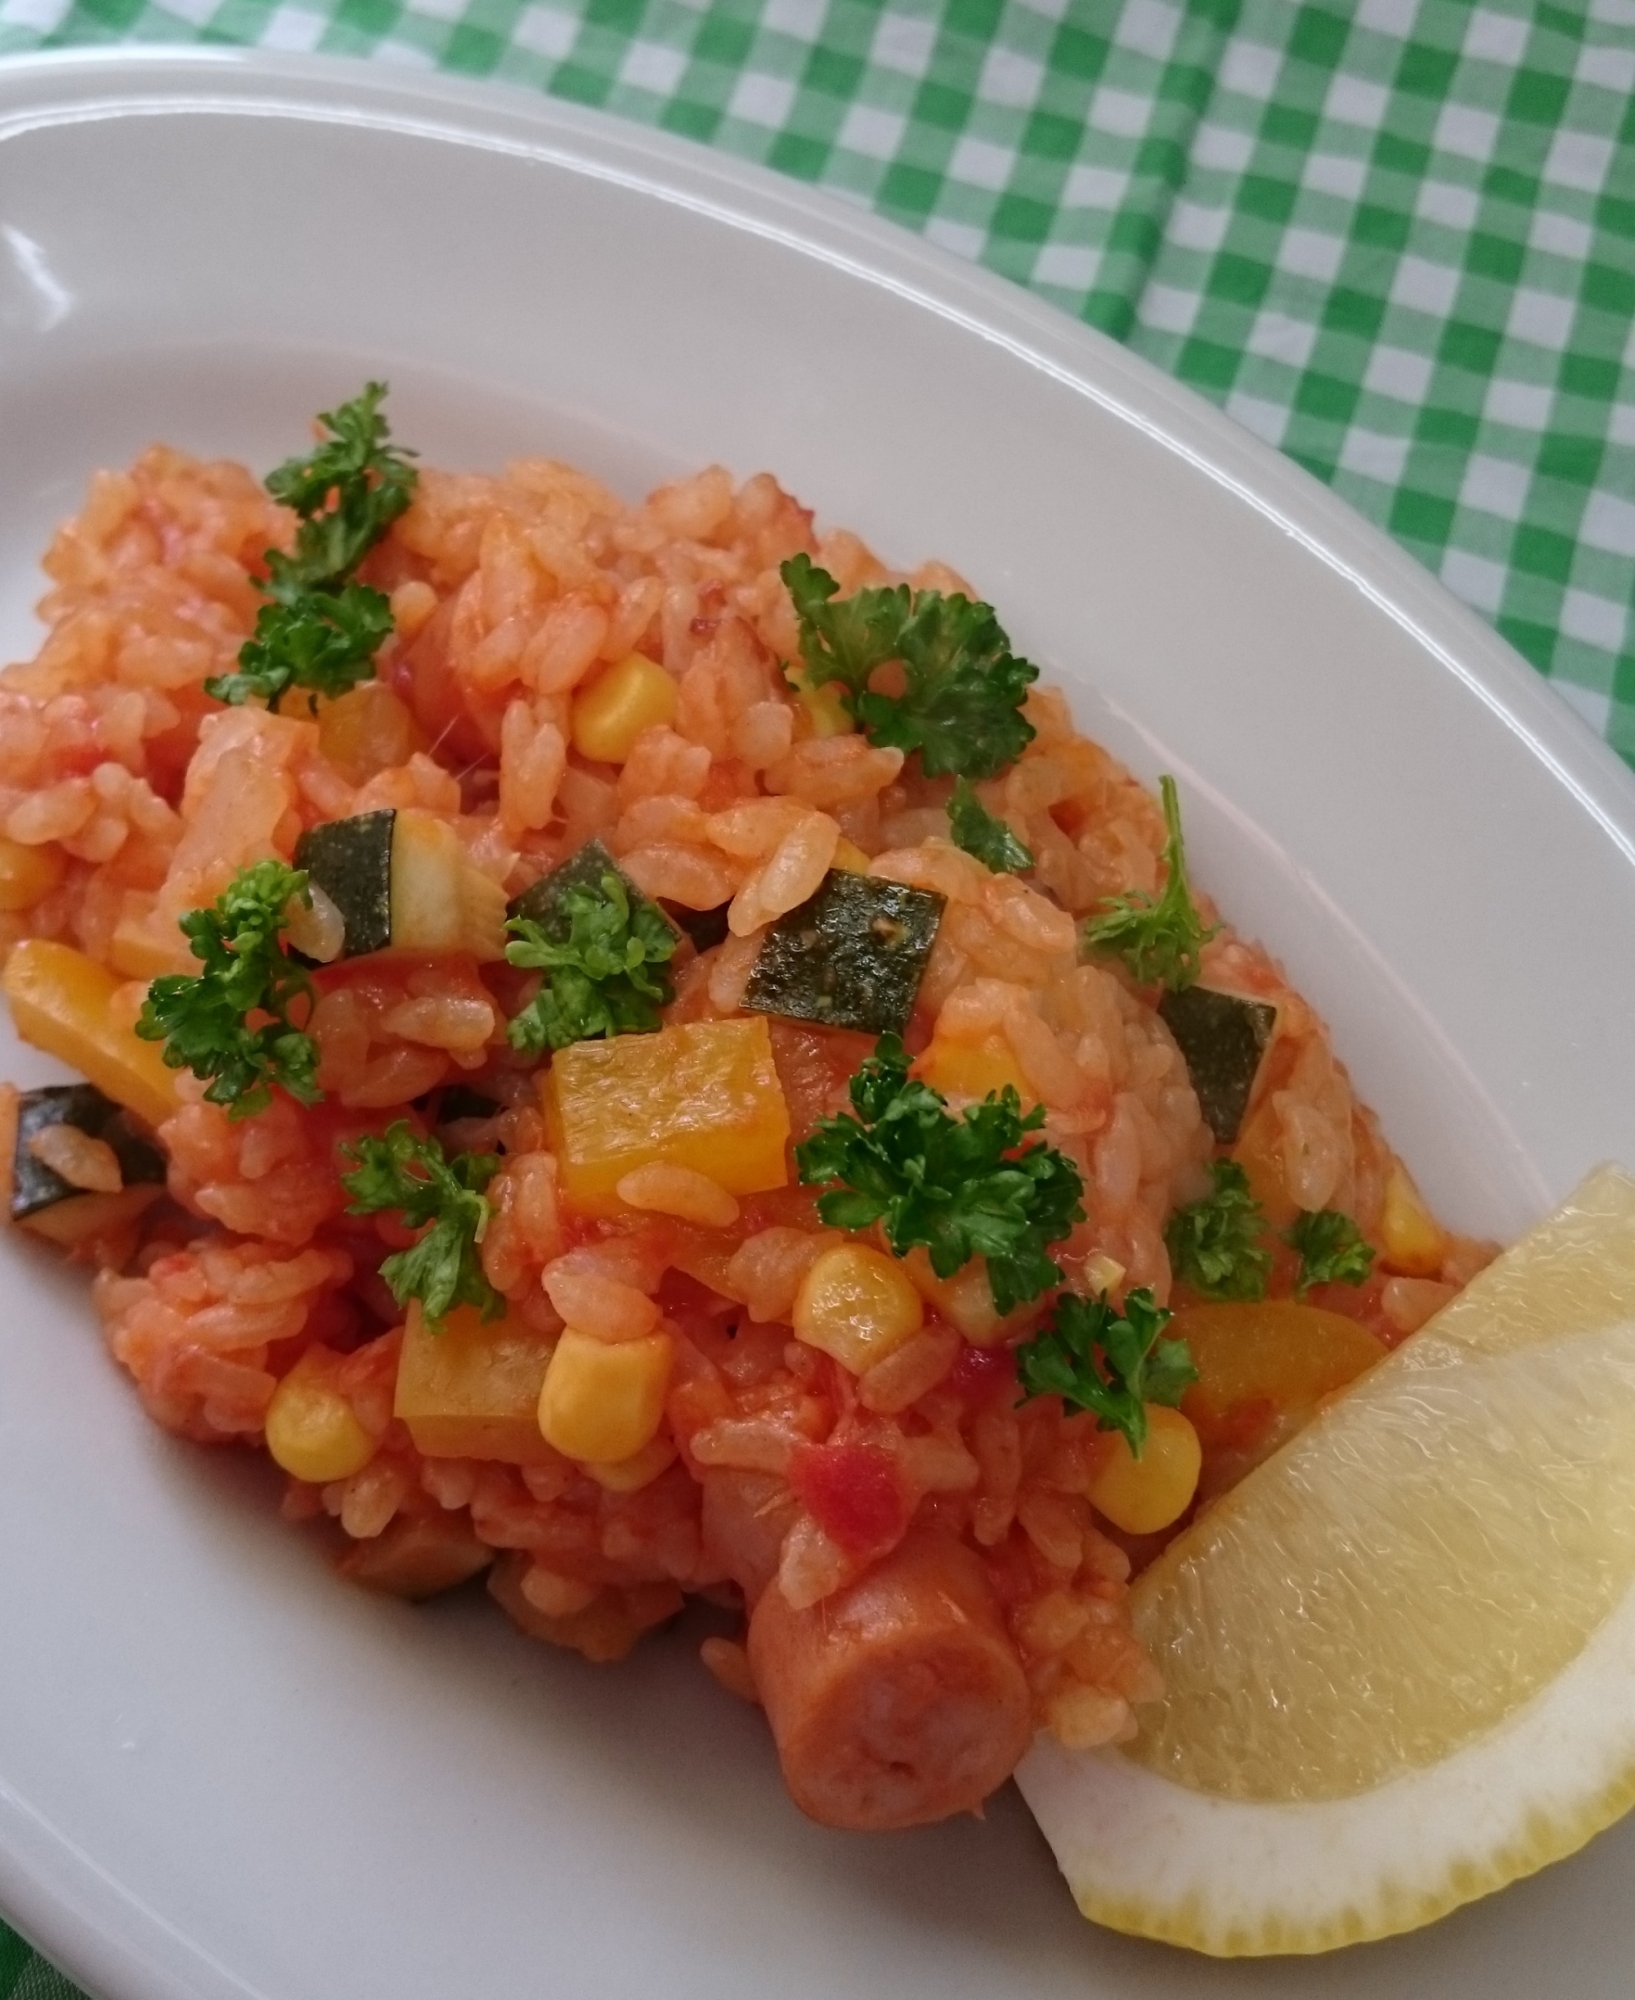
[135,860,321,1120]
[1165,1158,1271,1302]
[1082,775,1217,991]
[1286,1207,1375,1296]
[948,777,1033,874]
[339,1121,502,1328]
[795,1032,1084,1315]
[781,553,1038,781]
[505,871,677,1054]
[1016,1287,1197,1456]
[207,385,416,718]
[204,582,393,713]
[263,382,419,594]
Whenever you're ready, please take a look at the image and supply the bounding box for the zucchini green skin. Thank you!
[11,1084,165,1222]
[743,869,946,1038]
[1157,985,1277,1144]
[294,809,395,957]
[508,838,676,944]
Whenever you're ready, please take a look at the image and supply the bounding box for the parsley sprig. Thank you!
[1286,1208,1375,1295]
[206,583,395,713]
[339,1122,502,1328]
[1016,1288,1197,1457]
[135,861,321,1120]
[948,777,1033,874]
[781,553,1038,780]
[1082,775,1217,991]
[505,871,677,1053]
[205,384,417,714]
[795,1033,1085,1315]
[1165,1159,1271,1302]
[262,382,419,593]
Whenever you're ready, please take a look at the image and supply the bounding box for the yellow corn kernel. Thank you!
[1380,1162,1445,1276]
[2,939,179,1129]
[787,662,855,739]
[571,654,678,765]
[265,1348,378,1485]
[917,1032,1033,1105]
[1087,1404,1202,1535]
[583,1433,678,1492]
[0,836,66,913]
[829,837,871,873]
[794,1242,924,1374]
[537,1327,675,1464]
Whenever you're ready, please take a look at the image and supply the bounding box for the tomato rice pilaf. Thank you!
[0,391,1493,1832]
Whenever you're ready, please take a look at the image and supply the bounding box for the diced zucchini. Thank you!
[742,869,945,1038]
[1158,984,1276,1144]
[295,808,507,962]
[10,1082,165,1248]
[507,838,676,943]
[393,1301,558,1464]
[298,809,394,955]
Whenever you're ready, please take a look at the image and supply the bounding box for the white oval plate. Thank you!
[3,48,1635,2000]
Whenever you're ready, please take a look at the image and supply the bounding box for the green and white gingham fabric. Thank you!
[1,0,1633,1988]
[1,0,1631,767]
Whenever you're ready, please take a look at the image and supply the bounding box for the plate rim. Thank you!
[3,44,1635,2000]
[4,47,1633,858]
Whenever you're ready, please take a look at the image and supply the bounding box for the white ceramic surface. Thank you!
[2,47,1633,2000]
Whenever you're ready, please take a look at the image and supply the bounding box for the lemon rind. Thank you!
[1016,1564,1635,1957]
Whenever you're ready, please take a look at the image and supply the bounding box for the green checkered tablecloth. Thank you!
[1,0,1633,1990]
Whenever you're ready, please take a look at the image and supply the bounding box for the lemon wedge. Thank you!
[1018,1164,1635,1956]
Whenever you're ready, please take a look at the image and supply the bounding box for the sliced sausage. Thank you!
[747,1525,1032,1831]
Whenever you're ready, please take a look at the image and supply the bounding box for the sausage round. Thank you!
[747,1525,1033,1831]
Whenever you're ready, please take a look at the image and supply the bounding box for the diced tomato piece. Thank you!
[788,1441,908,1559]
[667,1374,735,1446]
[949,1341,1016,1404]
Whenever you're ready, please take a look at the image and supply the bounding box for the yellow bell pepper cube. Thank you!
[0,836,65,913]
[2,939,179,1129]
[544,1015,790,1216]
[393,1301,560,1464]
[1171,1298,1385,1455]
[917,1032,1033,1106]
